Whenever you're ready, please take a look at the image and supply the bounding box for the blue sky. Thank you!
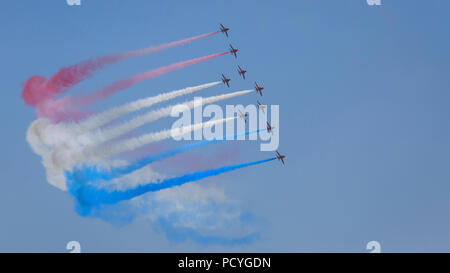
[1,0,450,252]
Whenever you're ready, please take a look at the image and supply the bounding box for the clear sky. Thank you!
[1,0,449,252]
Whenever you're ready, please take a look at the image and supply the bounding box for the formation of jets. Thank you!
[218,24,285,165]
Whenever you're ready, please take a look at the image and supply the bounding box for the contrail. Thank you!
[21,31,220,106]
[37,52,229,121]
[78,89,253,147]
[67,157,276,207]
[71,130,259,182]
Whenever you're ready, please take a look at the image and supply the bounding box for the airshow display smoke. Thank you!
[67,157,276,208]
[23,28,275,245]
[71,130,260,182]
[21,31,219,106]
[36,52,229,121]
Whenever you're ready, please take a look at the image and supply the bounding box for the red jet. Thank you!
[221,74,231,87]
[219,24,230,37]
[237,65,247,79]
[276,151,286,165]
[257,100,266,114]
[229,44,239,58]
[238,110,248,123]
[254,82,264,96]
[266,121,276,135]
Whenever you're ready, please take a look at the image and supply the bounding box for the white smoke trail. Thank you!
[37,82,221,147]
[26,119,52,156]
[74,81,221,133]
[91,116,237,160]
[26,119,160,191]
[24,90,245,191]
[76,89,253,147]
[43,117,236,189]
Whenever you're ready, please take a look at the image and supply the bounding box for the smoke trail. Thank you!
[118,31,220,59]
[70,182,261,246]
[79,89,252,148]
[37,52,229,121]
[72,130,259,182]
[76,81,221,132]
[90,117,237,160]
[155,217,260,246]
[33,82,221,148]
[48,117,236,176]
[61,81,221,138]
[21,31,219,106]
[67,157,276,207]
[78,52,229,106]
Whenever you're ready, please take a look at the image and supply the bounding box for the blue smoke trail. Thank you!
[67,157,276,209]
[70,130,260,183]
[155,217,260,246]
[72,195,261,246]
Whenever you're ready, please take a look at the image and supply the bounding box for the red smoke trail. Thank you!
[81,51,229,105]
[118,31,220,59]
[37,52,229,122]
[21,31,220,106]
[35,97,89,122]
